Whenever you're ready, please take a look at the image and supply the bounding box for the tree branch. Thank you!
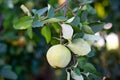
[55,2,66,12]
[60,27,62,44]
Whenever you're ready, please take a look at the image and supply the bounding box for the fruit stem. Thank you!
[55,0,68,12]
[68,39,72,44]
[66,55,77,69]
[59,0,69,44]
[60,27,63,44]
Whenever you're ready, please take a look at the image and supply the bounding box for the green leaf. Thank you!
[0,66,17,79]
[73,32,84,39]
[55,16,67,21]
[87,5,96,14]
[44,18,65,23]
[13,16,33,30]
[31,9,37,14]
[83,63,97,73]
[41,26,51,43]
[77,0,94,4]
[71,16,80,26]
[83,26,94,34]
[32,20,44,28]
[48,4,55,18]
[27,27,33,39]
[37,7,48,16]
[32,7,48,16]
[87,47,95,57]
[73,68,81,76]
[71,70,84,80]
[67,23,81,33]
[89,22,104,33]
[88,72,102,80]
[48,0,57,7]
[80,11,88,22]
[51,23,61,33]
[32,14,44,28]
[78,57,87,69]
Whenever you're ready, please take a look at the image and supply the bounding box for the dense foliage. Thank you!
[0,0,120,80]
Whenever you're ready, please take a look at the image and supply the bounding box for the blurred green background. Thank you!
[0,0,120,80]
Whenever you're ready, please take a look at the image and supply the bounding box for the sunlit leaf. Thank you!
[44,18,65,23]
[71,70,84,80]
[13,16,33,30]
[41,26,51,43]
[37,7,48,16]
[61,24,73,40]
[67,71,70,80]
[83,26,94,34]
[51,23,61,33]
[48,4,55,18]
[77,0,94,4]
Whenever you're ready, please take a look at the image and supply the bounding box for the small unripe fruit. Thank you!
[67,38,91,56]
[46,44,71,68]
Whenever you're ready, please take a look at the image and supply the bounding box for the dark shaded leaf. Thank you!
[32,20,44,28]
[0,66,17,79]
[83,63,97,73]
[73,32,84,40]
[87,5,96,14]
[0,43,7,54]
[67,23,81,33]
[73,67,81,75]
[78,57,87,69]
[89,22,104,33]
[71,16,80,26]
[87,47,95,57]
[80,11,88,22]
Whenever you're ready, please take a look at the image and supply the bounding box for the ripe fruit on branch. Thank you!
[67,38,91,56]
[46,44,71,68]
